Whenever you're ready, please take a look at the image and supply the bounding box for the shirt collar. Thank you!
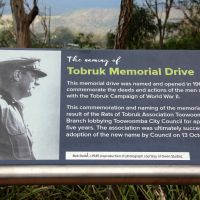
[0,88,18,105]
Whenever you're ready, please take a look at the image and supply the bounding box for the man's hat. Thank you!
[0,58,47,78]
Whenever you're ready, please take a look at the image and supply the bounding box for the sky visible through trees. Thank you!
[3,0,122,15]
[2,0,160,16]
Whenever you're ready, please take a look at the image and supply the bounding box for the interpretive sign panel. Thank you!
[1,49,200,167]
[61,50,200,165]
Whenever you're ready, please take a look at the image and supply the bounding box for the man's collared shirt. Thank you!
[0,89,35,160]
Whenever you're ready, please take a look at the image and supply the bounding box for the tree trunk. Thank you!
[10,0,39,48]
[158,28,164,49]
[145,0,174,49]
[114,0,133,49]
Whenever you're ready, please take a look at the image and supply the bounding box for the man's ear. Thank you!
[13,70,22,82]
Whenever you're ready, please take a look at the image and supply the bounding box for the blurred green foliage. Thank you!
[0,185,200,200]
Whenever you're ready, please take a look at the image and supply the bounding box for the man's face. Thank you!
[18,70,39,98]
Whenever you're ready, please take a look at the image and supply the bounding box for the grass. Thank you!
[0,185,199,200]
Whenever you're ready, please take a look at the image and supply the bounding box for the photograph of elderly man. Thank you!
[0,58,47,160]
